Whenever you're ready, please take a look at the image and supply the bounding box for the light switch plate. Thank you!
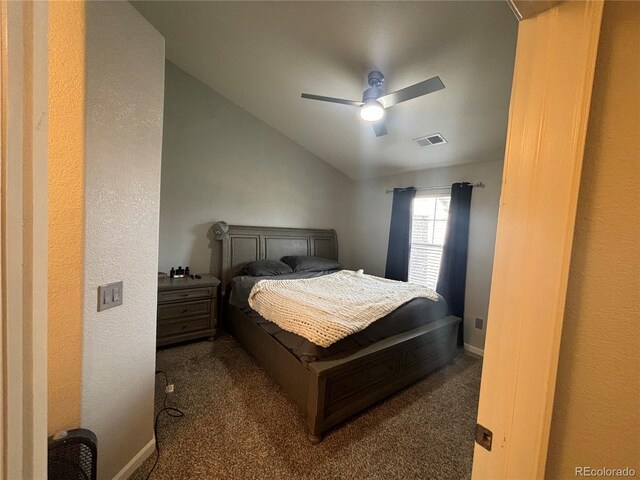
[98,281,123,311]
[475,317,484,329]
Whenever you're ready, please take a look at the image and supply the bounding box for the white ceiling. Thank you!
[132,1,518,180]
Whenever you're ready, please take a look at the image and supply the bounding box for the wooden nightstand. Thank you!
[156,274,220,347]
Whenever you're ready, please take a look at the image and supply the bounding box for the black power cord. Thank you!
[145,370,184,480]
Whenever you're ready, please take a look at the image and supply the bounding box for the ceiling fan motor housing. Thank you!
[367,70,384,87]
[363,71,385,102]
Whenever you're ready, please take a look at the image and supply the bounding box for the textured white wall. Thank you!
[158,61,355,276]
[546,1,640,475]
[82,3,164,479]
[350,161,504,351]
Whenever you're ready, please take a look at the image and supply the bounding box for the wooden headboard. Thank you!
[219,225,338,297]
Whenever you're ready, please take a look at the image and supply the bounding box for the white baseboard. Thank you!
[112,437,155,480]
[464,343,485,357]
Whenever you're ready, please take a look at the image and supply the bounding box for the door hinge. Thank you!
[475,423,493,451]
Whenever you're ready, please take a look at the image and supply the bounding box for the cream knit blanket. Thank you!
[247,270,439,348]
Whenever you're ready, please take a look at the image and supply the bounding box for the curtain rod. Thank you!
[385,182,485,194]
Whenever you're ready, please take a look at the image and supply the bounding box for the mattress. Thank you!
[228,270,448,364]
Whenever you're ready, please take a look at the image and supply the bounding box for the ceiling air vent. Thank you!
[414,133,447,147]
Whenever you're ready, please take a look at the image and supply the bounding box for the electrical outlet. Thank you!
[475,317,484,329]
[97,281,123,311]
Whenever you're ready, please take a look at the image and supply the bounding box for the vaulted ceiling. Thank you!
[132,1,517,179]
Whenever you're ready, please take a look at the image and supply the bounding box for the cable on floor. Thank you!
[145,370,184,480]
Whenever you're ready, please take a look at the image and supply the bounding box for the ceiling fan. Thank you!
[301,71,445,137]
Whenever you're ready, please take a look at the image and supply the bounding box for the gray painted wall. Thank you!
[83,3,164,478]
[159,61,355,276]
[350,160,504,351]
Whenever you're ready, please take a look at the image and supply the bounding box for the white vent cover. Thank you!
[414,133,447,147]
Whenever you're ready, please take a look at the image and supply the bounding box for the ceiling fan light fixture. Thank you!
[360,100,384,122]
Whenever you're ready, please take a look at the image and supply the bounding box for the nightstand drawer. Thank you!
[158,287,213,303]
[158,299,210,320]
[157,315,210,338]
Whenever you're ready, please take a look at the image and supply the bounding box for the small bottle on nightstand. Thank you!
[169,267,175,279]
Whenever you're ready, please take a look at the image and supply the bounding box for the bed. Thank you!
[219,225,460,443]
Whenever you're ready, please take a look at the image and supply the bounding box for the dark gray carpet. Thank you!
[132,336,481,480]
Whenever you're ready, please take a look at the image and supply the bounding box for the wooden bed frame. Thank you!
[219,225,460,443]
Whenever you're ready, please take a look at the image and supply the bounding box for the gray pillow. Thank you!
[281,255,342,273]
[241,259,293,277]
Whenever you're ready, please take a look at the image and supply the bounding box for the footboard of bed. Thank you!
[304,315,460,443]
[225,305,460,444]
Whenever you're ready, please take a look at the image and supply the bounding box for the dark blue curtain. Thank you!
[385,187,416,281]
[437,182,473,346]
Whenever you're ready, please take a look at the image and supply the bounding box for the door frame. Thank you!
[472,1,604,478]
[1,1,49,478]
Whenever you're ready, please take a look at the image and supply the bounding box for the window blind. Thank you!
[408,195,450,289]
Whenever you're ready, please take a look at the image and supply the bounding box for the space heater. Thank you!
[48,429,97,480]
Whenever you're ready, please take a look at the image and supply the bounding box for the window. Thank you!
[408,194,451,289]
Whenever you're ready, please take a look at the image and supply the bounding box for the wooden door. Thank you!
[472,2,604,478]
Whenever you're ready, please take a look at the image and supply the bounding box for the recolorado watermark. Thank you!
[576,466,636,477]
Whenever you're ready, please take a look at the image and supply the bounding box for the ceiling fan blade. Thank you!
[301,93,363,107]
[378,76,445,108]
[372,121,387,137]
